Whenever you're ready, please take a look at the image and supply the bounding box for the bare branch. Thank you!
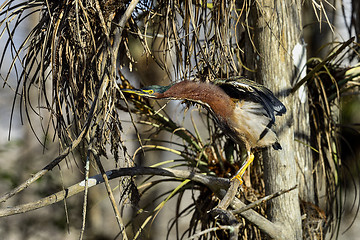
[0,166,289,239]
[229,197,288,240]
[232,185,298,215]
[91,149,128,240]
[0,167,224,218]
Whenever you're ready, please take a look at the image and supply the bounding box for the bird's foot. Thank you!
[230,152,254,185]
[216,152,254,210]
[230,174,244,185]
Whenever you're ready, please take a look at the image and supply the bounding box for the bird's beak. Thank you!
[121,88,142,94]
[121,88,156,98]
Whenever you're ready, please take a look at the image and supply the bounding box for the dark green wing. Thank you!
[214,77,287,122]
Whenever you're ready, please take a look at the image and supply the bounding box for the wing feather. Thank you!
[214,77,286,123]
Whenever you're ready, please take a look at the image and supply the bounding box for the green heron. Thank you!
[122,77,286,185]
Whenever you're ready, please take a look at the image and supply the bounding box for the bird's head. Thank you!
[121,85,172,98]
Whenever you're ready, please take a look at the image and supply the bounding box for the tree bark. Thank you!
[248,1,307,239]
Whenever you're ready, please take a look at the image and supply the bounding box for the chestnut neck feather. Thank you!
[158,81,234,120]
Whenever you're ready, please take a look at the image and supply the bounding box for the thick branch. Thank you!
[229,197,288,239]
[0,167,227,217]
[0,167,286,238]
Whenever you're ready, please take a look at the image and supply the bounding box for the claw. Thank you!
[231,174,244,185]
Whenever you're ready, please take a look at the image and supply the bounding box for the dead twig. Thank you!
[233,185,298,214]
[91,148,128,240]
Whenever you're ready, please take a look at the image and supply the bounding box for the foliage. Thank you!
[0,0,359,239]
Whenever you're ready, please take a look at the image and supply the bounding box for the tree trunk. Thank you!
[248,1,308,239]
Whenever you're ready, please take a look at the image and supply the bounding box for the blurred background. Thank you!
[0,0,360,239]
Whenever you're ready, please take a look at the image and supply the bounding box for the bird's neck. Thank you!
[160,81,234,120]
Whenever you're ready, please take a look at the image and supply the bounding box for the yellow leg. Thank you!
[231,151,254,184]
